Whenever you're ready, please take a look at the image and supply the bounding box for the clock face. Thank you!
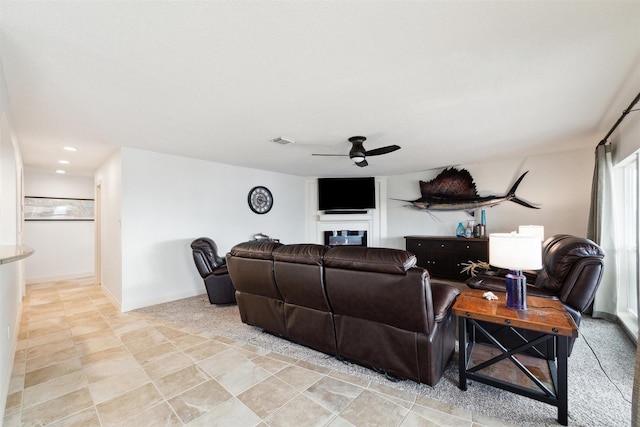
[248,186,273,214]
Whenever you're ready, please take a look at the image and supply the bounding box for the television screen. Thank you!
[317,177,376,211]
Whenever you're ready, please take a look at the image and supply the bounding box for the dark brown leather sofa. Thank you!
[226,241,461,386]
[466,234,605,357]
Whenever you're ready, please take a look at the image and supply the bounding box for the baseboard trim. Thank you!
[100,285,122,312]
[121,289,206,312]
[25,272,95,285]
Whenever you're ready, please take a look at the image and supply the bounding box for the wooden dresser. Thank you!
[405,236,489,281]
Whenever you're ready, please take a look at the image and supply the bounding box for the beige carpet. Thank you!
[136,294,635,426]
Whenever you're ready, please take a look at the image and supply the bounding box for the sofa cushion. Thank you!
[228,240,283,260]
[324,246,417,275]
[273,244,330,265]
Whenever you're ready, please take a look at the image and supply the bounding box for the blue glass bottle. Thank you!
[456,222,465,238]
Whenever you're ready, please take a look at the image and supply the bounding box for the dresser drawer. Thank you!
[455,241,485,252]
[429,240,455,251]
[406,239,428,253]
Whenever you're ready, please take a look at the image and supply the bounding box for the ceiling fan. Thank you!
[312,136,401,167]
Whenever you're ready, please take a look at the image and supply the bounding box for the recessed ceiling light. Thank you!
[58,160,70,164]
[55,170,66,174]
[63,146,77,152]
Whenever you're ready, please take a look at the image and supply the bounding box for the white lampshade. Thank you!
[489,232,542,271]
[518,225,545,242]
[352,156,365,163]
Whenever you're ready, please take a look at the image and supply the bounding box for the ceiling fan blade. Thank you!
[364,145,401,157]
[355,159,368,167]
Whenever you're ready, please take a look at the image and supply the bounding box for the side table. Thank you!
[453,289,578,425]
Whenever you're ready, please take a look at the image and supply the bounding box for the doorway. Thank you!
[95,182,102,286]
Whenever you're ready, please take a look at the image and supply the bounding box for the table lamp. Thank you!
[489,232,543,310]
[518,225,544,242]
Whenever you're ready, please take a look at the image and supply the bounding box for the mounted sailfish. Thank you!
[405,168,539,214]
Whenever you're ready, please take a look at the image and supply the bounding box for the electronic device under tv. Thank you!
[317,177,376,212]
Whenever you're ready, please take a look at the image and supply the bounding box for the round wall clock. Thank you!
[248,186,273,214]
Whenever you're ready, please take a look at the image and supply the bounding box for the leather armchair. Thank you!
[191,237,236,304]
[466,234,604,357]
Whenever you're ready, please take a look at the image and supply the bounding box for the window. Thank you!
[616,152,639,337]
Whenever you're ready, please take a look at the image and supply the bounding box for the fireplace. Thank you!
[324,230,367,247]
[308,179,385,247]
[314,212,373,247]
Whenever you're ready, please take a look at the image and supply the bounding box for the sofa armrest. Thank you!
[430,282,461,322]
[466,274,558,299]
[212,264,229,276]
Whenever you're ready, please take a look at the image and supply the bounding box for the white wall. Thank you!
[0,61,25,424]
[94,150,123,306]
[611,57,640,165]
[385,147,594,249]
[0,117,19,245]
[23,169,95,283]
[614,104,640,165]
[114,147,306,311]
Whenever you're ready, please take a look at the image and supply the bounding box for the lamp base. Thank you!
[505,270,527,310]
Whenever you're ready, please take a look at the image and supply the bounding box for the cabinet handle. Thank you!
[466,245,470,249]
[441,244,445,248]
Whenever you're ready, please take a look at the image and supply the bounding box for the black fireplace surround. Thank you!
[323,230,367,247]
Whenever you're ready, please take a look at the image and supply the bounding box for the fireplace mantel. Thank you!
[318,213,372,222]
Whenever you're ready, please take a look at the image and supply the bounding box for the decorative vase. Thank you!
[456,222,466,238]
[506,270,527,310]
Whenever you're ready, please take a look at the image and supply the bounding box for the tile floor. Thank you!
[3,278,515,426]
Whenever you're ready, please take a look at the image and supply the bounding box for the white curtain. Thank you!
[587,143,618,318]
[634,340,640,426]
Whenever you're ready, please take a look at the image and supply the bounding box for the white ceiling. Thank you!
[1,1,639,178]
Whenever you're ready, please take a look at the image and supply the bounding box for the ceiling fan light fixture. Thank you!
[312,135,400,168]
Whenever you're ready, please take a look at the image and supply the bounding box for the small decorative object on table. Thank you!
[460,260,490,277]
[482,291,498,300]
[252,232,279,242]
[464,221,474,238]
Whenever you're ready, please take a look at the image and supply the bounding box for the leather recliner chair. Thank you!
[191,237,236,304]
[466,234,605,357]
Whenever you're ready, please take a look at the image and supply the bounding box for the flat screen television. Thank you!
[317,177,376,211]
